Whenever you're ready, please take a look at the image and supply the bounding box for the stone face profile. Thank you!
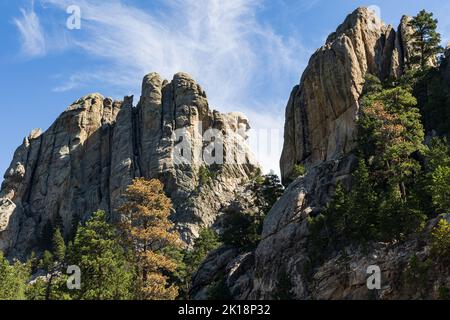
[0,72,259,258]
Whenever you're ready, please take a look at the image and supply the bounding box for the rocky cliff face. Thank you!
[192,157,450,300]
[0,72,259,259]
[250,8,450,300]
[444,45,450,87]
[191,8,449,300]
[280,8,416,183]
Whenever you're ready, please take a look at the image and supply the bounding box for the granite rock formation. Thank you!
[0,72,259,259]
[280,8,418,184]
[191,7,449,300]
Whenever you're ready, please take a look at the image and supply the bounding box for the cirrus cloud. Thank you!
[14,2,46,57]
[14,0,313,174]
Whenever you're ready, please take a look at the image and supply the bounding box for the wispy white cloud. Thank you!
[16,0,310,174]
[39,0,306,100]
[13,3,46,57]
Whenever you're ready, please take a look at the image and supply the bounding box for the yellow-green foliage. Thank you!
[292,164,306,177]
[0,251,30,300]
[198,166,217,186]
[431,219,450,262]
[430,166,450,214]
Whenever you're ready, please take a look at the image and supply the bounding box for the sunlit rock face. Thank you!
[0,72,259,259]
[191,8,450,301]
[249,8,450,300]
[280,7,417,184]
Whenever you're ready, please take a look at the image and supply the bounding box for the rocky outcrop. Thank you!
[190,180,264,300]
[248,147,449,299]
[191,7,449,301]
[192,155,357,300]
[280,7,417,184]
[193,155,449,300]
[249,7,450,300]
[0,72,259,259]
[190,246,239,300]
[248,199,450,300]
[252,7,450,300]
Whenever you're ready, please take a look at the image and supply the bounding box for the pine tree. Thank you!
[54,214,64,236]
[185,229,221,273]
[52,228,66,263]
[259,174,285,214]
[181,228,221,297]
[319,161,380,245]
[424,138,450,214]
[26,278,47,300]
[312,82,429,248]
[118,178,181,300]
[69,210,133,300]
[425,137,450,172]
[429,166,450,214]
[44,230,65,300]
[409,10,443,69]
[221,205,257,251]
[431,219,450,263]
[40,251,54,272]
[69,213,81,241]
[358,87,425,199]
[313,158,426,247]
[362,74,383,95]
[0,251,30,300]
[221,173,284,252]
[34,229,70,300]
[342,160,379,241]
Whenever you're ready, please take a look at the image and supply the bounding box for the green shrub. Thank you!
[429,166,450,214]
[431,219,450,263]
[221,173,284,252]
[198,166,217,187]
[404,255,431,297]
[292,164,306,177]
[0,252,30,300]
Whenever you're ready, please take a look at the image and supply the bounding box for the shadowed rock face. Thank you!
[0,72,259,259]
[280,7,416,184]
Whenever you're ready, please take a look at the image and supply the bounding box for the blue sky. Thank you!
[1,0,450,176]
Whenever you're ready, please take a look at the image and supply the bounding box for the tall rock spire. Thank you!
[280,7,414,184]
